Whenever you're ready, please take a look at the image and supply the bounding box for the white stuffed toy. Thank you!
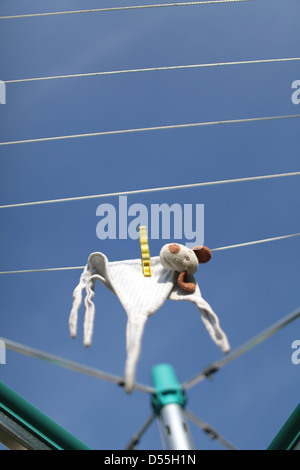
[69,243,230,393]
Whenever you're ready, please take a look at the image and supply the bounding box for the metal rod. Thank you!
[267,402,300,450]
[0,410,53,450]
[0,380,90,450]
[0,336,154,394]
[125,414,155,449]
[185,409,238,450]
[183,306,300,390]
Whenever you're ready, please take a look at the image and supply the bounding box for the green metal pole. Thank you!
[0,380,90,450]
[267,403,300,450]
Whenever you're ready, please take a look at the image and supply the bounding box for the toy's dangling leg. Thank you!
[69,265,90,339]
[193,296,230,354]
[83,277,96,347]
[124,314,148,394]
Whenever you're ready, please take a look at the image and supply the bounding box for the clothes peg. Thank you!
[139,226,152,277]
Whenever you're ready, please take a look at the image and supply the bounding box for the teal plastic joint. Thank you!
[150,364,186,415]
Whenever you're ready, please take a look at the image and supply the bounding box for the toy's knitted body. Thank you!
[69,244,230,393]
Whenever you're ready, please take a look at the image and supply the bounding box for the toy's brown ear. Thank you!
[193,246,212,263]
[177,271,196,293]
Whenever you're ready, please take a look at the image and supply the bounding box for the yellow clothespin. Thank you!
[139,225,152,277]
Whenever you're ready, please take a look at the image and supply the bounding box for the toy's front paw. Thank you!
[177,271,196,293]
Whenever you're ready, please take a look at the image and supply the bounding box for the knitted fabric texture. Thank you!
[69,252,230,393]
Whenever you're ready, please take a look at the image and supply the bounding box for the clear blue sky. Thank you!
[0,0,299,450]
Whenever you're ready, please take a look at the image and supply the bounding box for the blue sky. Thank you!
[0,0,299,450]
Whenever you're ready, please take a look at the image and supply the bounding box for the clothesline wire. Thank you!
[1,114,299,147]
[0,1,254,20]
[210,232,300,251]
[0,232,299,275]
[0,170,299,210]
[4,57,300,84]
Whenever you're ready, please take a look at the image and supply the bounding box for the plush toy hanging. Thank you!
[69,243,230,393]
